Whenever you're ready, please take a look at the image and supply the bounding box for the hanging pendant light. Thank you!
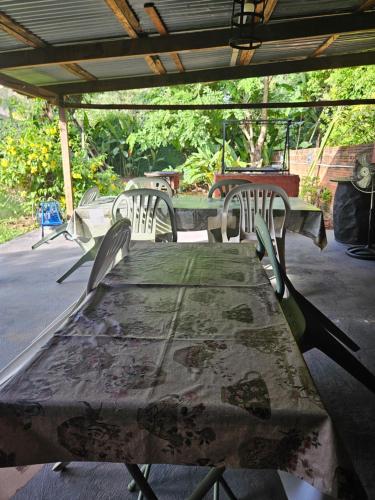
[229,0,264,50]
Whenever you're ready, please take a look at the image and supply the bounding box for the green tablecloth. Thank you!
[68,195,327,251]
[0,243,363,499]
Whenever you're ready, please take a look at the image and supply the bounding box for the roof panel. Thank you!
[271,0,366,21]
[252,36,328,63]
[325,30,375,56]
[80,57,153,79]
[0,0,127,45]
[179,48,232,71]
[0,30,26,51]
[2,65,81,85]
[130,0,233,34]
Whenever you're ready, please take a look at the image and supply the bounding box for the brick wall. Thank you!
[285,143,374,226]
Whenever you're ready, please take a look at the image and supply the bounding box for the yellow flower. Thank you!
[110,184,116,190]
[30,166,37,174]
[20,191,27,198]
[41,146,48,154]
[1,158,9,167]
[50,160,57,169]
[72,172,82,179]
[42,161,48,167]
[44,153,49,160]
[28,152,37,160]
[6,136,13,144]
[9,147,16,155]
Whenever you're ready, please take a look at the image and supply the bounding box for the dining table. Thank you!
[0,242,364,499]
[67,194,327,254]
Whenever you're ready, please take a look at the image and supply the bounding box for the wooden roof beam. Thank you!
[105,0,166,75]
[311,0,375,57]
[0,10,96,81]
[357,0,375,12]
[42,50,375,96]
[2,12,374,71]
[144,3,184,72]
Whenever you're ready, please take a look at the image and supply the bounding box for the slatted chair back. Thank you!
[221,183,290,268]
[78,186,100,207]
[208,178,252,199]
[125,177,173,197]
[111,188,177,242]
[87,219,131,293]
[255,213,285,298]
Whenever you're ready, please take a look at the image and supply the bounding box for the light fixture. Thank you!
[229,0,264,51]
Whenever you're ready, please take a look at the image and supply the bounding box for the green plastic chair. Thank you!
[112,188,178,242]
[254,213,375,394]
[208,178,252,199]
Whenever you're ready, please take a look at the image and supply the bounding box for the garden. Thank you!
[0,66,374,243]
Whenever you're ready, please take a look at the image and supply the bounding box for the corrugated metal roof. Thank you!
[2,65,82,85]
[0,0,127,44]
[80,57,153,79]
[253,36,328,63]
[0,0,374,94]
[0,30,26,51]
[325,30,375,56]
[271,0,367,21]
[179,48,232,71]
[130,0,233,34]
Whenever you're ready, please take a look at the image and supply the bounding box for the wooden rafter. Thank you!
[357,0,375,11]
[144,3,184,72]
[1,12,374,70]
[41,50,375,96]
[311,0,375,57]
[236,0,278,66]
[0,72,58,101]
[0,10,96,81]
[104,0,166,75]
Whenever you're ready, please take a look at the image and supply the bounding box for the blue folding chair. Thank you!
[32,200,69,249]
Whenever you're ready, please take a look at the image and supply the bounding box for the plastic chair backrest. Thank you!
[87,218,131,293]
[255,213,284,298]
[111,188,178,242]
[78,186,100,206]
[208,178,252,199]
[125,177,173,197]
[221,183,290,243]
[38,201,63,227]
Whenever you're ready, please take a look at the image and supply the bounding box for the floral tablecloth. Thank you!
[0,243,362,499]
[68,195,327,252]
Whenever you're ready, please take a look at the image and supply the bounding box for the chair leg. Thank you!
[52,462,70,472]
[218,476,237,500]
[128,465,149,492]
[137,464,151,500]
[188,467,236,500]
[213,481,220,500]
[125,464,157,500]
[32,224,69,250]
[57,248,95,283]
[308,328,375,394]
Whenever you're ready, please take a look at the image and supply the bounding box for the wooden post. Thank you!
[58,106,74,217]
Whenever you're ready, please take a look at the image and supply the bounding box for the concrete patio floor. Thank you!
[0,229,374,499]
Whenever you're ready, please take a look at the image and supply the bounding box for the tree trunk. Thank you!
[240,76,272,166]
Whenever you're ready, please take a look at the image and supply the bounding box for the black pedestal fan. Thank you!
[346,153,375,260]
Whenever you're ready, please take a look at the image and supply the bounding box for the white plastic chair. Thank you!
[221,183,290,269]
[78,186,100,206]
[125,176,173,197]
[112,188,177,242]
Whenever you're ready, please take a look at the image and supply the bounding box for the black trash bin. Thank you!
[333,179,374,244]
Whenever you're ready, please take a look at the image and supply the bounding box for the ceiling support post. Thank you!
[58,105,74,217]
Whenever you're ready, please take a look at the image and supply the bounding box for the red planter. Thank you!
[213,173,300,197]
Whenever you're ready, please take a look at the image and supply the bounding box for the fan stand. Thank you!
[346,177,375,260]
